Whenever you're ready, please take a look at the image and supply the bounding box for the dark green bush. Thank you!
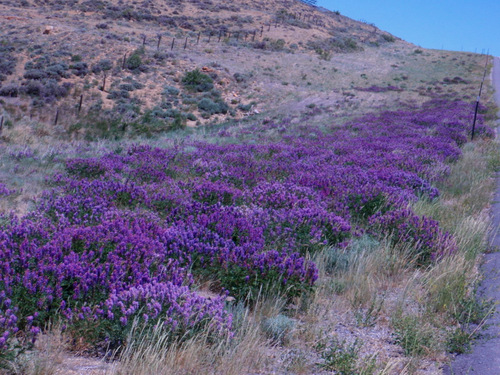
[126,54,142,70]
[163,85,180,96]
[92,59,113,74]
[382,34,396,43]
[198,97,228,115]
[182,69,213,92]
[70,61,88,76]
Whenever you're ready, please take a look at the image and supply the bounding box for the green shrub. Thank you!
[182,69,213,92]
[163,85,180,96]
[126,48,145,71]
[126,54,142,70]
[198,97,228,115]
[92,59,113,74]
[237,103,253,112]
[382,34,396,43]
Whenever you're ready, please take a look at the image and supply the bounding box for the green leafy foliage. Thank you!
[182,69,214,92]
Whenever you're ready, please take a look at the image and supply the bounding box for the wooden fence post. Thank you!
[101,72,107,91]
[197,32,201,44]
[183,36,188,49]
[0,116,3,135]
[122,53,127,69]
[78,94,83,115]
[54,108,59,126]
[157,34,162,50]
[171,37,175,50]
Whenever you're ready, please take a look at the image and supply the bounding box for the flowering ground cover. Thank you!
[0,99,492,354]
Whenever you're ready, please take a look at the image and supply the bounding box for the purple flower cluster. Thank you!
[369,208,456,265]
[0,99,489,351]
[0,184,15,197]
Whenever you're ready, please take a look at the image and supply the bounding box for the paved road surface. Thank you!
[444,56,500,374]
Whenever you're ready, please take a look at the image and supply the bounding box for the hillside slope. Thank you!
[1,0,480,140]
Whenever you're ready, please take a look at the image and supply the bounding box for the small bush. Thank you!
[163,85,180,96]
[262,314,295,345]
[92,59,113,74]
[108,90,130,99]
[24,69,47,80]
[382,34,396,42]
[70,61,88,76]
[126,53,142,71]
[182,69,213,92]
[237,103,253,112]
[0,84,20,97]
[198,97,228,115]
[119,83,135,92]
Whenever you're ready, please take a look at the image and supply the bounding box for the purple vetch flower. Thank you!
[0,98,488,351]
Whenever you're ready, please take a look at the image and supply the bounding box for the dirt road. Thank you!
[444,56,500,374]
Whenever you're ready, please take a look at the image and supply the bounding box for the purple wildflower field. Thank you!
[0,99,492,352]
